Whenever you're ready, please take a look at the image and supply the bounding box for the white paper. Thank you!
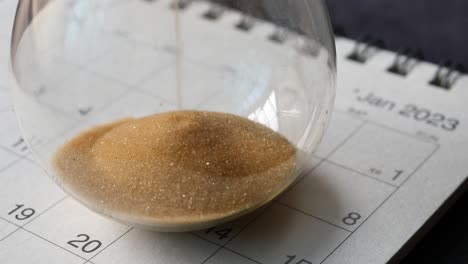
[1,0,467,263]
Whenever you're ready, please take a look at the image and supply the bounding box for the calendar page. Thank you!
[1,1,467,264]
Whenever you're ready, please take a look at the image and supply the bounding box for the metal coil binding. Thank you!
[236,15,255,32]
[430,61,465,90]
[189,1,320,57]
[297,38,320,57]
[167,1,465,89]
[202,3,224,20]
[344,33,464,89]
[268,27,288,44]
[170,0,191,10]
[347,34,385,63]
[387,48,424,76]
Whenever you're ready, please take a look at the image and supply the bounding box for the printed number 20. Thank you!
[67,234,102,253]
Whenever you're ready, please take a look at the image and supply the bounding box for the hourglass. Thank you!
[10,0,336,231]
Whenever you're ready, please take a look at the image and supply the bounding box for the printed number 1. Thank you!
[285,255,312,264]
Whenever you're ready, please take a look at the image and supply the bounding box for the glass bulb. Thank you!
[10,0,336,231]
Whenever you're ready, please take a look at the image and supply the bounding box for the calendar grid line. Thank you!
[0,227,20,242]
[319,232,352,264]
[131,64,176,94]
[319,188,393,264]
[190,231,266,263]
[1,1,460,262]
[369,119,441,148]
[34,83,131,123]
[30,60,178,129]
[276,203,353,233]
[135,82,178,106]
[29,77,167,153]
[0,215,22,243]
[223,247,264,264]
[132,62,225,111]
[200,202,279,264]
[0,95,440,263]
[334,108,440,148]
[189,232,220,245]
[0,216,21,228]
[26,47,173,124]
[21,195,68,228]
[394,144,440,191]
[84,227,134,264]
[0,151,21,173]
[83,57,174,90]
[21,227,89,261]
[274,157,324,201]
[320,144,440,264]
[199,238,228,262]
[324,160,399,188]
[32,98,84,123]
[0,215,88,261]
[199,121,368,264]
[280,120,367,199]
[212,118,367,264]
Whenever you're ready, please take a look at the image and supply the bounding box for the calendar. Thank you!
[1,0,467,263]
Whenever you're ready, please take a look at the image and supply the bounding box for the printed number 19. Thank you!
[8,204,35,220]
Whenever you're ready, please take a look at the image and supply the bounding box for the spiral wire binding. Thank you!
[167,0,464,90]
[236,16,255,31]
[347,34,385,63]
[170,0,191,10]
[387,48,424,76]
[202,3,224,20]
[176,0,320,56]
[344,34,464,89]
[430,61,465,90]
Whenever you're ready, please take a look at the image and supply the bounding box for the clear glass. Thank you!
[11,0,336,231]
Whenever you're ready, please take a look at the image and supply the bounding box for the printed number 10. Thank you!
[285,255,312,264]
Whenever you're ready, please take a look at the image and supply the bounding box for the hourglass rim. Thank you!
[10,0,337,71]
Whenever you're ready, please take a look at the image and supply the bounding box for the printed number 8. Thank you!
[342,212,361,225]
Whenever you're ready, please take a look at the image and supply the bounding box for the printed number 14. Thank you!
[285,255,312,264]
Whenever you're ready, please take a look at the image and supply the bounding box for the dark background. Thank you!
[399,186,468,263]
[326,1,468,263]
[219,0,467,72]
[327,0,467,72]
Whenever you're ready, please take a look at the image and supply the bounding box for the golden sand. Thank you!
[53,111,296,225]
